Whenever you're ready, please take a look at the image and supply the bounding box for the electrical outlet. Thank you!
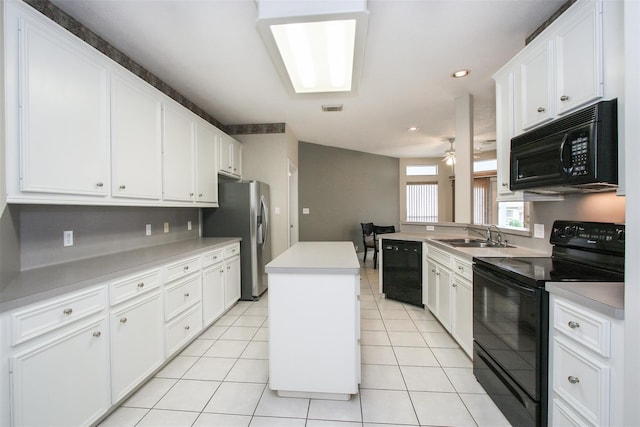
[302,208,310,215]
[274,207,281,215]
[145,224,151,236]
[426,225,435,231]
[164,222,169,233]
[63,230,73,247]
[187,220,192,231]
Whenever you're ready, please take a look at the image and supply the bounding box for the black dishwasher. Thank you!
[382,240,423,307]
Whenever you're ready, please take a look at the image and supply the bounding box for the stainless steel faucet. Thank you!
[487,224,504,246]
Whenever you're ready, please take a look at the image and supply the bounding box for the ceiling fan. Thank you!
[442,138,455,166]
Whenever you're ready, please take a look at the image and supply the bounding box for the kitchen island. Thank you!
[265,241,360,400]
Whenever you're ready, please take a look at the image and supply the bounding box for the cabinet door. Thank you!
[111,73,162,199]
[494,71,517,196]
[224,256,241,308]
[231,139,243,177]
[520,40,554,130]
[10,318,110,427]
[436,266,452,331]
[218,134,234,175]
[110,292,164,402]
[195,121,219,203]
[163,101,194,201]
[555,1,603,115]
[18,18,109,196]
[453,280,473,356]
[425,259,438,313]
[202,263,226,326]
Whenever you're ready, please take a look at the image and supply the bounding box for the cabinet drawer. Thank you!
[10,286,107,346]
[110,269,162,306]
[165,303,202,357]
[553,297,611,357]
[551,397,593,427]
[165,275,202,321]
[224,243,240,259]
[453,257,472,281]
[165,257,200,283]
[202,249,224,268]
[427,245,451,267]
[552,337,610,426]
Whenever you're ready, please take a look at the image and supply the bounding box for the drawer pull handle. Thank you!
[120,318,128,323]
[452,283,457,287]
[227,266,231,270]
[96,182,104,187]
[537,107,546,113]
[436,272,440,276]
[93,331,101,337]
[63,308,73,315]
[568,376,580,384]
[568,321,580,329]
[220,269,225,273]
[190,192,194,196]
[184,266,189,271]
[184,325,190,330]
[119,185,126,190]
[501,182,508,187]
[560,95,569,101]
[137,282,145,288]
[184,292,190,297]
[199,193,203,197]
[431,269,436,273]
[458,266,464,270]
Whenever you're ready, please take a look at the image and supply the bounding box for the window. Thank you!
[473,177,491,224]
[498,201,529,230]
[406,165,438,176]
[473,159,497,173]
[406,182,438,222]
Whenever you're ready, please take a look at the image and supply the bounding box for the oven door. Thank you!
[473,265,548,426]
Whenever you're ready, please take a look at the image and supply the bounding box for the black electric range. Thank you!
[472,220,625,427]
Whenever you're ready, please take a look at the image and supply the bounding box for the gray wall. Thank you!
[12,205,200,270]
[299,142,399,251]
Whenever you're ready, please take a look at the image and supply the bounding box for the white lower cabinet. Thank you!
[110,291,164,402]
[202,263,226,327]
[224,254,241,308]
[424,244,473,357]
[548,294,624,427]
[165,303,203,357]
[9,316,111,427]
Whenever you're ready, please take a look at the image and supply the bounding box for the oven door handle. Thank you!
[473,266,537,297]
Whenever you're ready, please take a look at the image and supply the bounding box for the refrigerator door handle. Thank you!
[258,195,269,246]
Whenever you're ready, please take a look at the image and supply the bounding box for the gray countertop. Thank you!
[266,242,360,274]
[0,237,241,312]
[546,282,624,319]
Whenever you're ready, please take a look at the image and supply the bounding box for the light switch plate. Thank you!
[164,222,169,233]
[534,223,545,239]
[302,208,310,215]
[63,230,73,247]
[274,207,281,215]
[145,224,151,236]
[187,220,192,231]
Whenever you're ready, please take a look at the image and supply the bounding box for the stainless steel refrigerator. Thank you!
[202,181,271,300]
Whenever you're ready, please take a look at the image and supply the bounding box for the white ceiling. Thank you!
[49,0,566,159]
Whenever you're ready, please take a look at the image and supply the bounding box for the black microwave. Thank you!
[510,99,618,193]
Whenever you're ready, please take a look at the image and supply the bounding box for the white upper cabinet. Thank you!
[111,72,163,200]
[555,2,603,115]
[162,101,195,202]
[17,14,109,197]
[219,133,243,178]
[519,40,555,130]
[194,120,219,204]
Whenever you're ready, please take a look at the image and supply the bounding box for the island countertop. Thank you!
[265,242,360,275]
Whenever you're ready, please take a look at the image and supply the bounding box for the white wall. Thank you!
[623,0,640,424]
[237,126,298,259]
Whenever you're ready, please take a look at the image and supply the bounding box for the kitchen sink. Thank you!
[435,238,516,248]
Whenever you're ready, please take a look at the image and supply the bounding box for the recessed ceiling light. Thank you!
[451,69,470,78]
[408,126,419,132]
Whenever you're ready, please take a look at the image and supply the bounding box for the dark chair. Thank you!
[360,222,376,264]
[372,225,396,269]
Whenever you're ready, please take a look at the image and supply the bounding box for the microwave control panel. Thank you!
[567,132,589,176]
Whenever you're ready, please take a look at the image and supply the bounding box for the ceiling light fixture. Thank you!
[408,126,419,132]
[256,0,369,95]
[442,138,456,166]
[451,69,470,78]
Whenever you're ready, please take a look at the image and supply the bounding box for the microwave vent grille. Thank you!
[512,100,615,149]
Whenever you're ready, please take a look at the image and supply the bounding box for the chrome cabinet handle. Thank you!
[137,282,144,288]
[560,95,569,101]
[452,283,457,287]
[568,321,580,329]
[120,318,128,323]
[501,182,509,187]
[93,331,101,337]
[63,308,73,315]
[431,269,436,273]
[184,292,190,297]
[96,182,104,187]
[227,266,231,270]
[184,325,190,330]
[436,272,440,276]
[458,266,464,271]
[568,376,580,384]
[184,266,189,271]
[220,269,225,273]
[537,107,546,113]
[119,185,126,190]
[199,193,203,197]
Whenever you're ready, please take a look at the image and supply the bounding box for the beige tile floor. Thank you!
[99,261,511,427]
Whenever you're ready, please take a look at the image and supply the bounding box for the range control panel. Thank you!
[551,220,625,254]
